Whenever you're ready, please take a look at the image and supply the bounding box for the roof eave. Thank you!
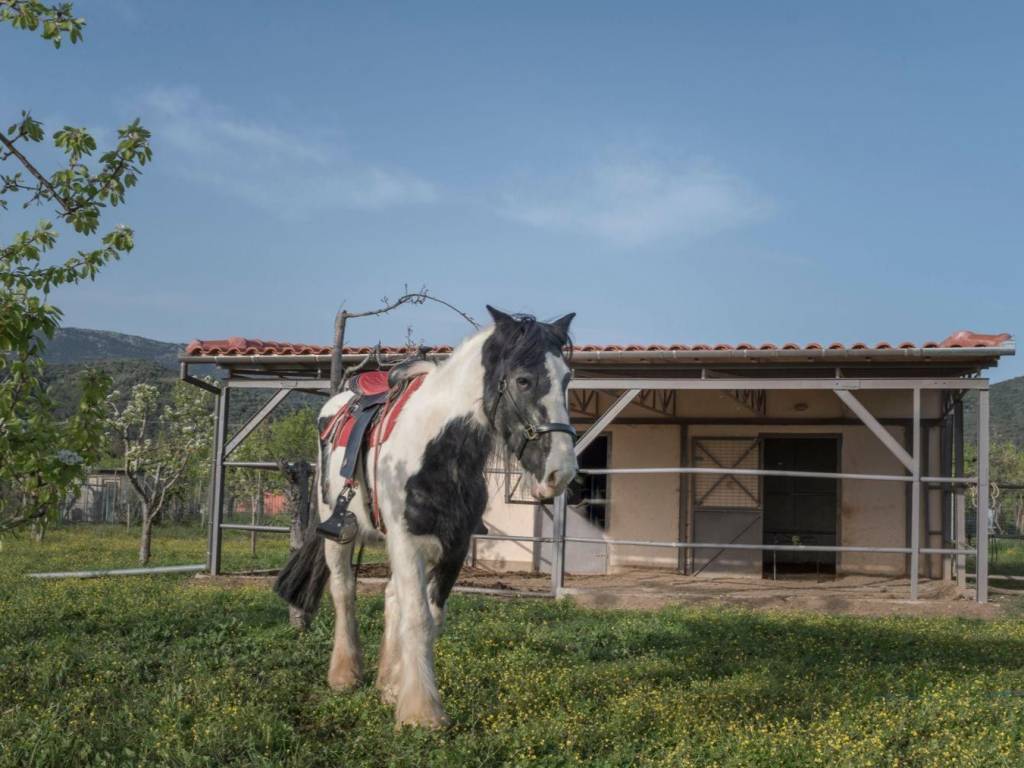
[178,344,1014,367]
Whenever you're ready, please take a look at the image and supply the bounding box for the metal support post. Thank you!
[939,406,952,582]
[954,398,967,588]
[678,424,689,574]
[910,388,921,600]
[551,492,567,597]
[977,388,990,603]
[207,386,230,575]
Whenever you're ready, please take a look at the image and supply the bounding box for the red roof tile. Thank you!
[183,331,1012,358]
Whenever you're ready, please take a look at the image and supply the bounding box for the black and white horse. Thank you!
[276,307,577,728]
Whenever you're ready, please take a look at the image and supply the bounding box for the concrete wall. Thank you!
[604,424,681,570]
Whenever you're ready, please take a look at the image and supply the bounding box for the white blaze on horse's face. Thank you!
[526,352,577,500]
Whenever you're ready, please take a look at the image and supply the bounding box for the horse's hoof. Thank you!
[394,711,450,731]
[327,672,362,692]
[376,681,399,705]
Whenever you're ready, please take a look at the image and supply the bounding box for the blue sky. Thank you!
[5,1,1021,379]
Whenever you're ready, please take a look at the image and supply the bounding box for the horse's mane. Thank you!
[490,313,573,371]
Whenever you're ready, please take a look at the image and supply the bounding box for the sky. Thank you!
[4,1,1022,380]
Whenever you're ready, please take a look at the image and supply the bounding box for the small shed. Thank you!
[181,329,1013,603]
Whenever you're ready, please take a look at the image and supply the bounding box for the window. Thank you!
[568,434,610,528]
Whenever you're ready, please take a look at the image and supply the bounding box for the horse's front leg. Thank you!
[388,531,448,729]
[324,536,363,690]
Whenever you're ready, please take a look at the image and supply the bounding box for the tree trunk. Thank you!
[139,507,154,565]
[250,496,257,556]
[251,474,264,555]
[280,460,314,630]
[330,311,348,395]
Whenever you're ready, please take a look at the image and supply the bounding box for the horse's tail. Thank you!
[273,531,329,615]
[273,458,329,616]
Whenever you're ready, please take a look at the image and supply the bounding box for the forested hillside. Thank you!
[44,328,182,369]
[42,329,320,431]
[964,376,1024,447]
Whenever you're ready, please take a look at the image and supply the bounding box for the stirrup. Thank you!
[316,491,359,543]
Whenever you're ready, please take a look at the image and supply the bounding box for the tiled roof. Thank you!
[183,331,1012,358]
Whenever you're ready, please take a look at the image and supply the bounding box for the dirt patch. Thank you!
[192,567,1008,619]
[562,570,1002,619]
[190,564,552,597]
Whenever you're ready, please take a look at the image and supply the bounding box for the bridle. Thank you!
[492,376,577,459]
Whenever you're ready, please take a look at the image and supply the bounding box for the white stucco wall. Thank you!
[477,386,949,579]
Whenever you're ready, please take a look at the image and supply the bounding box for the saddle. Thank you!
[316,370,426,541]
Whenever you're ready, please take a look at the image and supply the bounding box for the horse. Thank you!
[274,306,577,728]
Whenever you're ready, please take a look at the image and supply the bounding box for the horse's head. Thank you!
[482,305,577,501]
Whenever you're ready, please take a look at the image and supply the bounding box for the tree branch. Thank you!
[0,131,69,213]
[329,286,479,393]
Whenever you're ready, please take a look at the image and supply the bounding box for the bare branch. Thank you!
[329,285,479,393]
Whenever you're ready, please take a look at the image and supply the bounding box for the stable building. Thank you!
[181,329,1013,604]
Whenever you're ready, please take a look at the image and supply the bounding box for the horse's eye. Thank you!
[515,376,532,391]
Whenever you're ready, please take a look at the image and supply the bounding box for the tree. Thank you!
[110,383,212,564]
[230,407,318,553]
[966,440,1024,533]
[0,1,152,533]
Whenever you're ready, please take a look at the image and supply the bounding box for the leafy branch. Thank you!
[0,0,84,47]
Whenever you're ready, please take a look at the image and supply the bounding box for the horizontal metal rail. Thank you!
[29,564,206,579]
[570,377,989,391]
[578,466,977,485]
[560,536,975,556]
[226,379,333,390]
[220,523,291,533]
[223,461,280,470]
[472,534,555,543]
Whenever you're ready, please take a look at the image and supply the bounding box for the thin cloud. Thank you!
[501,159,769,247]
[140,86,437,217]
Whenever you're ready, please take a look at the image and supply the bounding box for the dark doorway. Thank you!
[762,437,839,577]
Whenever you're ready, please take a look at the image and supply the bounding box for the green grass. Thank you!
[989,538,1024,577]
[3,527,1024,767]
[4,522,385,574]
[3,523,293,574]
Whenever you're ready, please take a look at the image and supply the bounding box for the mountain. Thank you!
[41,328,317,429]
[43,328,182,369]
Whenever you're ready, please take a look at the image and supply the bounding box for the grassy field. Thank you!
[989,537,1024,578]
[3,526,1024,767]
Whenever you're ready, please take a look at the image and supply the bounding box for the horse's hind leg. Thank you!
[324,536,363,690]
[375,577,400,704]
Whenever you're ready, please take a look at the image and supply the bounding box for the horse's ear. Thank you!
[550,312,575,343]
[486,305,515,329]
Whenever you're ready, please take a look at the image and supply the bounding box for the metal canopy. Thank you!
[182,343,1000,604]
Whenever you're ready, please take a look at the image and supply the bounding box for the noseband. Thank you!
[493,377,576,458]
